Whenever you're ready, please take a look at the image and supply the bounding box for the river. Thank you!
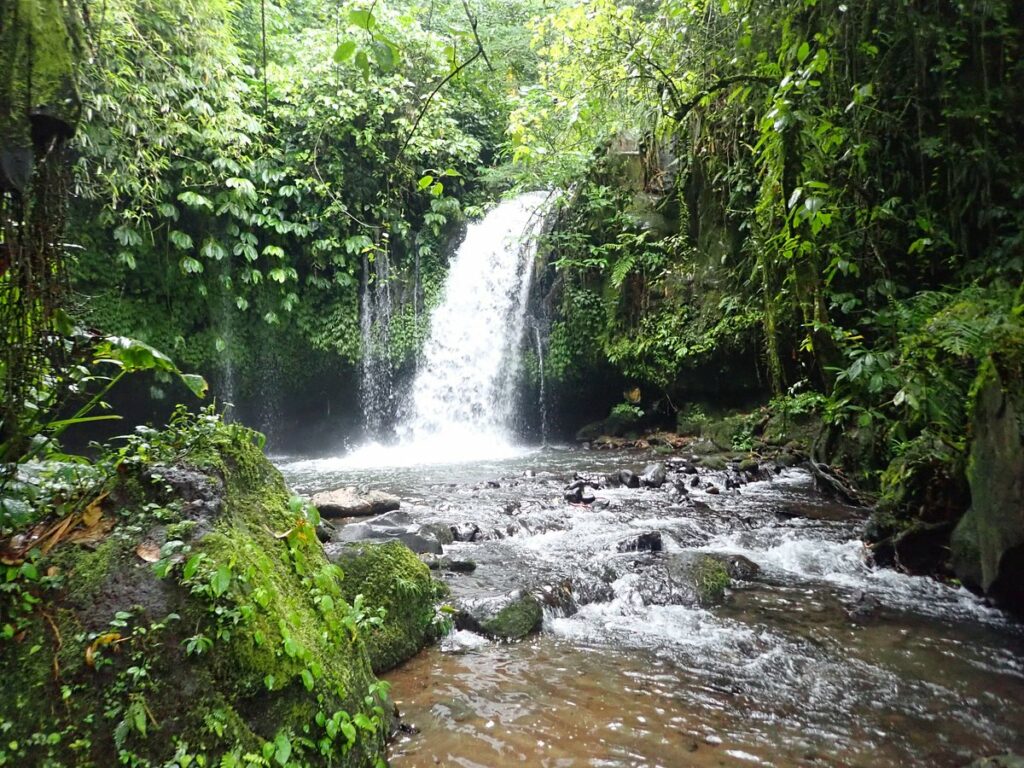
[277,447,1024,767]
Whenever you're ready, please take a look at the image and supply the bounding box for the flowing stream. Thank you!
[276,193,1023,766]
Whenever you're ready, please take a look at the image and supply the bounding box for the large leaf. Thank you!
[333,40,357,62]
[348,8,376,30]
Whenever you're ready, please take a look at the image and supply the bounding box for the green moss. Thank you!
[332,541,439,673]
[0,422,392,767]
[480,593,542,640]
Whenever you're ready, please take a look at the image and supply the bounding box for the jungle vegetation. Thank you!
[0,0,1023,761]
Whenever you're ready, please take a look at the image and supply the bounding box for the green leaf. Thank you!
[333,40,357,62]
[273,732,291,766]
[179,373,208,398]
[348,8,376,29]
[177,191,213,210]
[183,553,204,581]
[201,238,227,261]
[180,257,204,274]
[211,564,232,597]
[355,50,370,82]
[417,174,434,190]
[169,230,194,250]
[797,41,811,64]
[300,668,315,691]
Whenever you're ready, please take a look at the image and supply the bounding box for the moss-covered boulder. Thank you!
[455,590,543,641]
[950,361,1024,613]
[0,419,408,767]
[328,541,442,673]
[631,553,732,607]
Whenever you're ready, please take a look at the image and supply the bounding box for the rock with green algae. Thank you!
[950,361,1024,613]
[454,589,543,641]
[0,425,408,767]
[328,540,445,673]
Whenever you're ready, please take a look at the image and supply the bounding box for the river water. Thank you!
[277,447,1024,768]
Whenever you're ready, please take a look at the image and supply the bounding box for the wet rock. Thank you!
[950,364,1024,614]
[706,484,720,495]
[606,468,638,487]
[311,487,400,518]
[632,553,731,607]
[775,451,803,469]
[315,520,336,543]
[697,455,728,471]
[776,500,865,524]
[966,755,1024,768]
[616,531,663,553]
[845,589,880,622]
[421,554,477,573]
[668,480,689,502]
[450,523,481,542]
[573,578,616,605]
[580,486,597,504]
[690,476,701,488]
[707,553,760,580]
[640,462,667,488]
[455,589,543,641]
[536,582,575,615]
[591,497,612,510]
[417,522,455,546]
[738,458,760,474]
[330,516,443,555]
[689,438,720,456]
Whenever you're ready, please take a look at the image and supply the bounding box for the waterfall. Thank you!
[346,192,549,466]
[534,324,548,445]
[399,191,548,449]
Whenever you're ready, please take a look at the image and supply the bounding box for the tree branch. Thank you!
[674,74,776,122]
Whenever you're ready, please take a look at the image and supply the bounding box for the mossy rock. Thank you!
[455,590,543,641]
[0,425,391,767]
[329,541,441,673]
[699,413,749,451]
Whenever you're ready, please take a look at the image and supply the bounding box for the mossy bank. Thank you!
[0,412,439,767]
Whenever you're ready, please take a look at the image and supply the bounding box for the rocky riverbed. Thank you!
[277,445,1024,767]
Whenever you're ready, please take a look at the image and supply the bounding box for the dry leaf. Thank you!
[65,516,115,547]
[81,492,109,528]
[134,540,161,563]
[85,632,121,668]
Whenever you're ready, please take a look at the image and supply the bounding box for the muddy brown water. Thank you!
[276,446,1024,767]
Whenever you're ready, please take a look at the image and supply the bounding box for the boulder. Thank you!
[950,363,1024,613]
[632,553,732,607]
[455,589,543,641]
[450,523,481,542]
[640,462,667,488]
[0,425,396,767]
[311,486,400,518]
[616,531,663,553]
[328,541,444,672]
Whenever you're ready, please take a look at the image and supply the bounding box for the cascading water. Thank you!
[395,191,550,460]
